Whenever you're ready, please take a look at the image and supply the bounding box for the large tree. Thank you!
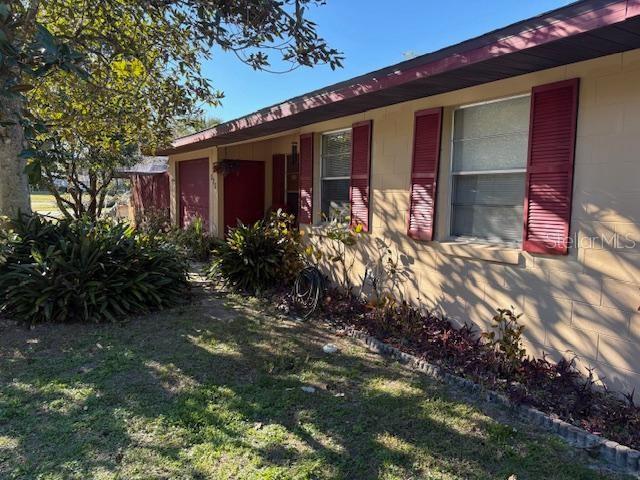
[0,0,342,218]
[26,36,216,220]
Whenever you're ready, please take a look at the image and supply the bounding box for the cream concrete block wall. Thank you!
[178,50,640,394]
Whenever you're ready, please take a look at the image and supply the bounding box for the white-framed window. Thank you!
[320,128,352,219]
[450,95,530,244]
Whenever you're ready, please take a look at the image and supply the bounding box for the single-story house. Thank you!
[159,0,640,393]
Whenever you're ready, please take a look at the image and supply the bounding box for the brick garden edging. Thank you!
[342,328,640,475]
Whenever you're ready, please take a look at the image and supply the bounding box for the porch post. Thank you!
[168,157,178,227]
[209,147,224,238]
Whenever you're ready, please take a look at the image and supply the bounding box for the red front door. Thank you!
[224,161,265,231]
[179,158,210,228]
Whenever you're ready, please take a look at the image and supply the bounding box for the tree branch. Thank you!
[42,170,74,220]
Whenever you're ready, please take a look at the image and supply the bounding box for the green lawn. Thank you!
[0,292,630,480]
[30,192,62,217]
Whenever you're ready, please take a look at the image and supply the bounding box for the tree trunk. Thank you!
[96,171,114,219]
[87,172,98,220]
[0,97,32,219]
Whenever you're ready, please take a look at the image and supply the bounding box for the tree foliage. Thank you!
[0,0,343,218]
[172,115,223,139]
[2,0,343,107]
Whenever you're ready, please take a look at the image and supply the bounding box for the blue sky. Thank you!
[202,0,575,122]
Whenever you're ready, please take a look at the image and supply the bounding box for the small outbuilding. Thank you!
[118,156,170,225]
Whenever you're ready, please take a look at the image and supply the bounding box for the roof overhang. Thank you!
[114,156,169,177]
[160,0,640,155]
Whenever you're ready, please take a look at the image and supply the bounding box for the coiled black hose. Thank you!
[293,266,324,319]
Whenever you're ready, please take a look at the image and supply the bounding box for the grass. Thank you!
[30,192,62,217]
[0,292,631,480]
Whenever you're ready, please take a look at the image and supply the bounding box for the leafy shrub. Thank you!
[482,306,527,376]
[366,295,423,340]
[170,216,221,262]
[312,207,362,292]
[264,210,305,280]
[0,214,189,325]
[208,210,303,293]
[0,230,16,267]
[135,207,172,235]
[136,213,220,262]
[358,295,486,367]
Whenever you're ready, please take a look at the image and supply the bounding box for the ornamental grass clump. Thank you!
[0,214,189,325]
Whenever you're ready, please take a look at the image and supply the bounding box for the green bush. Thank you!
[136,213,220,262]
[134,207,172,235]
[169,216,221,262]
[0,215,190,325]
[208,210,303,293]
[482,306,527,376]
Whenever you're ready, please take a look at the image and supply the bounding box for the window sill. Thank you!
[304,224,334,237]
[433,240,521,265]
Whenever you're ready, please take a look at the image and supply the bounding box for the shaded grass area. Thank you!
[0,293,630,479]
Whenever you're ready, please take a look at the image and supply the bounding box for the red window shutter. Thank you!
[298,133,314,224]
[523,78,579,255]
[271,154,286,209]
[350,120,372,232]
[408,108,443,241]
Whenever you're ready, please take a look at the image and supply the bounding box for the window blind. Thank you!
[450,96,529,244]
